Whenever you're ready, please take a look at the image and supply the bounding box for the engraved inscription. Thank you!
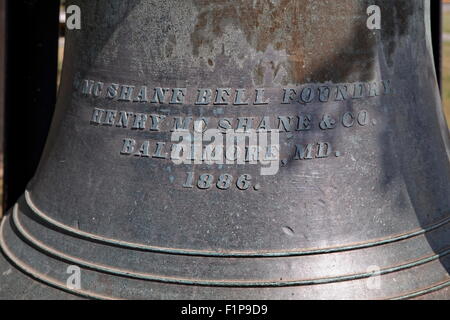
[90,109,369,133]
[80,79,393,106]
[80,78,383,191]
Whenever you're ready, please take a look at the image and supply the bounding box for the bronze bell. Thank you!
[0,0,449,299]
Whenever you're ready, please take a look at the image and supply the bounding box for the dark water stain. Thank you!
[375,0,415,67]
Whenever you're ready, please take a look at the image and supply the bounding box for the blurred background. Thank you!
[0,1,448,217]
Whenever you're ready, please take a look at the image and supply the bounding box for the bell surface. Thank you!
[1,0,449,300]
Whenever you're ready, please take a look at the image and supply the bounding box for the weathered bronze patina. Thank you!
[0,0,449,299]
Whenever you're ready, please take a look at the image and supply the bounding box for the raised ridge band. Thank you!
[25,190,450,258]
[7,205,450,287]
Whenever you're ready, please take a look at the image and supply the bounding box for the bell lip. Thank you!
[1,209,450,299]
[0,215,116,300]
[4,205,450,287]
